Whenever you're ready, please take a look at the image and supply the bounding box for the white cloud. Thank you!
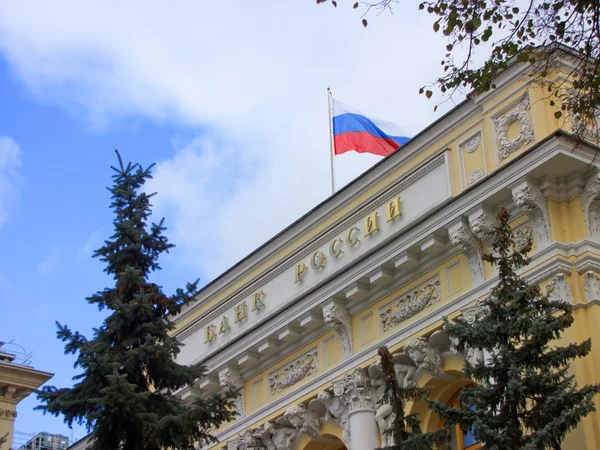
[38,246,59,274]
[0,1,458,279]
[0,136,22,229]
[79,228,105,260]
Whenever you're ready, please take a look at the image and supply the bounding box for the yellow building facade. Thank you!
[169,50,600,450]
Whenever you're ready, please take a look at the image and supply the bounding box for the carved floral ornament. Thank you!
[494,93,535,161]
[582,172,600,239]
[380,276,442,332]
[268,348,318,397]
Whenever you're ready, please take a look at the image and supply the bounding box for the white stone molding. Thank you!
[583,271,600,303]
[545,273,574,304]
[512,179,551,248]
[379,276,442,332]
[538,172,586,202]
[468,206,498,246]
[322,301,353,359]
[494,93,535,160]
[282,404,321,440]
[469,168,485,185]
[219,367,245,417]
[582,171,600,239]
[448,217,485,285]
[268,348,318,396]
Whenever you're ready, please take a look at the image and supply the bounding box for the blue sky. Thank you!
[0,1,456,445]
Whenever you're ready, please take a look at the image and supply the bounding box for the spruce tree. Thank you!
[37,152,236,450]
[430,207,600,449]
[376,345,449,450]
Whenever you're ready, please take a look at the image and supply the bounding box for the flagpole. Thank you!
[327,87,335,195]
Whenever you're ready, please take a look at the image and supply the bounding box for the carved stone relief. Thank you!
[403,336,444,378]
[0,408,17,419]
[545,273,573,304]
[568,89,600,143]
[463,133,481,153]
[268,348,318,396]
[469,168,485,184]
[219,367,245,417]
[448,218,485,285]
[582,172,600,239]
[514,224,534,251]
[283,404,322,440]
[583,271,600,303]
[337,368,375,414]
[512,180,551,247]
[468,208,498,246]
[323,301,353,359]
[380,276,442,332]
[494,94,535,160]
[309,390,350,443]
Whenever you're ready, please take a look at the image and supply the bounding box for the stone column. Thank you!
[335,368,379,450]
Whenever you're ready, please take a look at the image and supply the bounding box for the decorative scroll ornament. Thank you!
[464,133,481,153]
[582,172,600,239]
[583,271,600,303]
[380,277,442,332]
[338,368,375,414]
[323,301,353,358]
[469,168,485,184]
[495,94,535,160]
[461,299,489,325]
[512,180,551,247]
[268,348,318,396]
[449,218,485,285]
[545,273,573,304]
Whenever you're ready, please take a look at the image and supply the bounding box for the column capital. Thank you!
[338,368,375,414]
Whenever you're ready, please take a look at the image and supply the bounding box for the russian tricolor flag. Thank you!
[332,99,410,157]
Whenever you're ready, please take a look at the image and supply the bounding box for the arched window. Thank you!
[442,391,482,450]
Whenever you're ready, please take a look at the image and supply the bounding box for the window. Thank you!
[442,391,482,450]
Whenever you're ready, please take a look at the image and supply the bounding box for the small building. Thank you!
[18,433,69,450]
[0,342,53,450]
